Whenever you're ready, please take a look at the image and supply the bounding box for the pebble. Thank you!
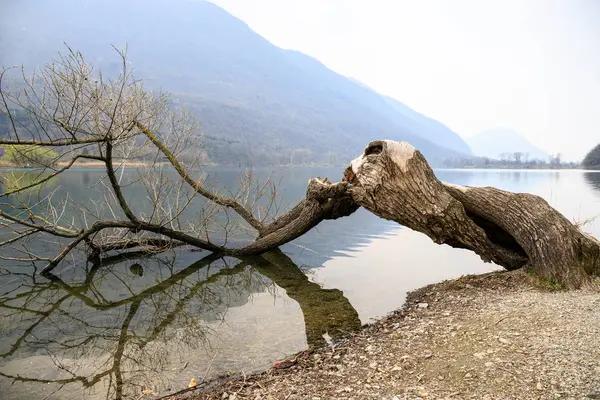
[418,303,429,309]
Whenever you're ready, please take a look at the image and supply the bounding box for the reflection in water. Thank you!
[0,249,360,399]
[0,170,60,196]
[585,172,600,194]
[3,167,598,399]
[254,251,360,347]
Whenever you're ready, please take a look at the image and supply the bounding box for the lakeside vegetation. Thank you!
[0,144,58,168]
[442,151,582,169]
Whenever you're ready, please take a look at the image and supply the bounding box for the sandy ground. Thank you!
[171,271,600,400]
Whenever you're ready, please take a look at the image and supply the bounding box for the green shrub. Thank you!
[1,145,59,168]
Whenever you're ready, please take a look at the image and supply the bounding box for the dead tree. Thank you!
[1,49,598,289]
[0,48,356,273]
[344,140,600,289]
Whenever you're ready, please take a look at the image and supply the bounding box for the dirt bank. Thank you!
[170,270,600,400]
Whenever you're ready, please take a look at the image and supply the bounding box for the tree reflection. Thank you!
[0,249,360,399]
[0,170,60,196]
[253,251,360,347]
[584,172,600,195]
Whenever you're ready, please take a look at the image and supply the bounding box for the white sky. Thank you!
[209,0,600,161]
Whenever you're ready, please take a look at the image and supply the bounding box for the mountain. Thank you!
[382,96,472,155]
[346,77,471,155]
[0,0,472,166]
[466,128,549,161]
[582,143,600,169]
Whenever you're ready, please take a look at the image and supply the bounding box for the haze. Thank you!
[211,0,600,161]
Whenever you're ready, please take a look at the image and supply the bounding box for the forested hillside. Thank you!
[0,0,472,166]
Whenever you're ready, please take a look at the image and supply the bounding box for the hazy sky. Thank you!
[210,0,600,161]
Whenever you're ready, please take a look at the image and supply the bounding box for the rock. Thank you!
[369,361,378,369]
[536,382,543,391]
[464,372,472,378]
[391,365,402,372]
[473,352,486,359]
[418,303,429,309]
[498,338,512,345]
[485,362,494,368]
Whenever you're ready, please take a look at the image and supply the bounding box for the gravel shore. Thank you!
[173,271,600,400]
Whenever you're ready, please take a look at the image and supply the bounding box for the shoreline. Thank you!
[0,162,594,171]
[0,161,163,169]
[169,270,600,400]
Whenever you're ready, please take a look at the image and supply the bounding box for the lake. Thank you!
[1,167,599,399]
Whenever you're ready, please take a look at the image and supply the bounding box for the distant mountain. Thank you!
[466,128,549,161]
[382,96,472,155]
[583,143,600,169]
[0,0,471,166]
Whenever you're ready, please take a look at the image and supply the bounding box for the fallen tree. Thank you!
[1,49,598,289]
[344,140,600,289]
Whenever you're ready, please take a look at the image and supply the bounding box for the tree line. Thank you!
[442,151,580,169]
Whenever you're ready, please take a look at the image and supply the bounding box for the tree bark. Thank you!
[345,140,600,289]
[228,178,358,256]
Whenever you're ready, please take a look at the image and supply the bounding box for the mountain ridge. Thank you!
[1,0,472,165]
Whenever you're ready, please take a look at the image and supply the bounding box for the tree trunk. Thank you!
[344,140,600,289]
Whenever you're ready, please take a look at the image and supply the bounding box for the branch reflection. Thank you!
[0,249,360,399]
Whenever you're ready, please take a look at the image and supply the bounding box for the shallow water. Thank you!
[0,168,598,399]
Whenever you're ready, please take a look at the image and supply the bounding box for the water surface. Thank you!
[0,168,598,399]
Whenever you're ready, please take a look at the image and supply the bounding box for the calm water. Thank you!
[0,168,599,399]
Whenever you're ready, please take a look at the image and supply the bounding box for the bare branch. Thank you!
[134,120,266,233]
